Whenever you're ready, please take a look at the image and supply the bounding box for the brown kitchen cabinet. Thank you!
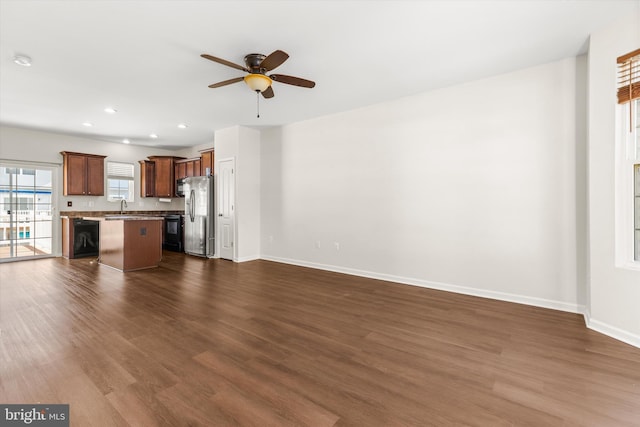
[139,160,156,197]
[200,148,214,176]
[98,217,163,272]
[61,151,106,196]
[175,157,202,179]
[193,158,201,176]
[175,161,187,180]
[147,156,184,197]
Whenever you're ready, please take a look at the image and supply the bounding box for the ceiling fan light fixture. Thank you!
[244,74,272,92]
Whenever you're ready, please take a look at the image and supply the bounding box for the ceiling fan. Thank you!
[201,50,316,100]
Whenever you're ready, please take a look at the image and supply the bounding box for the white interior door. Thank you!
[217,159,235,260]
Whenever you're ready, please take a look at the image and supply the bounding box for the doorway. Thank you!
[0,162,57,261]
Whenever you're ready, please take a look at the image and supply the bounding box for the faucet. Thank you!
[120,199,128,214]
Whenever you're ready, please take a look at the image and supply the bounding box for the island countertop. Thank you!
[84,215,165,221]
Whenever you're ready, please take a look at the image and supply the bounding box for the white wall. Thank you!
[214,125,261,261]
[0,125,185,213]
[586,12,640,346]
[261,57,585,313]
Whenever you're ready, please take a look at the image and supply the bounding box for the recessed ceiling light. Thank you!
[149,133,158,139]
[13,55,32,67]
[104,107,117,114]
[122,139,130,144]
[82,122,93,127]
[177,123,187,129]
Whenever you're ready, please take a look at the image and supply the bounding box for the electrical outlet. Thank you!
[315,241,321,249]
[67,201,72,207]
[334,242,340,251]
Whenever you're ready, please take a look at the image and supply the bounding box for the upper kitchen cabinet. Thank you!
[147,156,184,197]
[61,151,106,196]
[175,160,186,181]
[139,160,156,197]
[200,148,214,176]
[175,158,202,180]
[193,158,202,177]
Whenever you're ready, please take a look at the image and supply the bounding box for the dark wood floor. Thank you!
[1,252,639,426]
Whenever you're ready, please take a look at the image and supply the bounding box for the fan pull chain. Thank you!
[256,90,260,118]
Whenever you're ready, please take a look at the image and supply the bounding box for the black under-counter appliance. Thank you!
[163,214,184,252]
[72,218,99,258]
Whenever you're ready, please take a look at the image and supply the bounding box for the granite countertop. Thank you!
[84,215,164,221]
[61,210,182,219]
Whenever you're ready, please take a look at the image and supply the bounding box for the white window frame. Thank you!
[106,161,135,203]
[615,99,640,270]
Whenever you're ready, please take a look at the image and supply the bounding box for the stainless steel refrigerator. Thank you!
[184,175,215,257]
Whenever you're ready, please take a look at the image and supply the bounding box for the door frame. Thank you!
[216,157,236,261]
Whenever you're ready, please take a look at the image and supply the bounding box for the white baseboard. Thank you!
[260,255,584,313]
[583,311,640,349]
[259,256,640,349]
[236,254,261,263]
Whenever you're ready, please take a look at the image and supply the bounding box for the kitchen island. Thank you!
[88,215,164,272]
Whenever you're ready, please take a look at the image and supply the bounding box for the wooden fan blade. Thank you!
[270,74,316,88]
[261,86,275,99]
[201,54,248,72]
[260,50,289,71]
[208,77,244,88]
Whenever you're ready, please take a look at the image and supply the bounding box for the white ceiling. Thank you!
[1,0,637,150]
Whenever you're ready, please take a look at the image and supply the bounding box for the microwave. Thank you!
[176,178,186,197]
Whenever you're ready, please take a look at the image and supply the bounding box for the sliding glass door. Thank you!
[0,162,56,261]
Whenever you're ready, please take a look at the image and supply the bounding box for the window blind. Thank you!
[107,161,134,179]
[617,48,640,104]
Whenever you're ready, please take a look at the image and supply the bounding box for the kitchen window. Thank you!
[107,161,134,203]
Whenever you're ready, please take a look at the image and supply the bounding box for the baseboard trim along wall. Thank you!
[236,255,261,263]
[260,255,583,312]
[583,311,640,349]
[260,255,640,349]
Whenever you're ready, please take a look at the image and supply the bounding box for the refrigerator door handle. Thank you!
[189,190,195,222]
